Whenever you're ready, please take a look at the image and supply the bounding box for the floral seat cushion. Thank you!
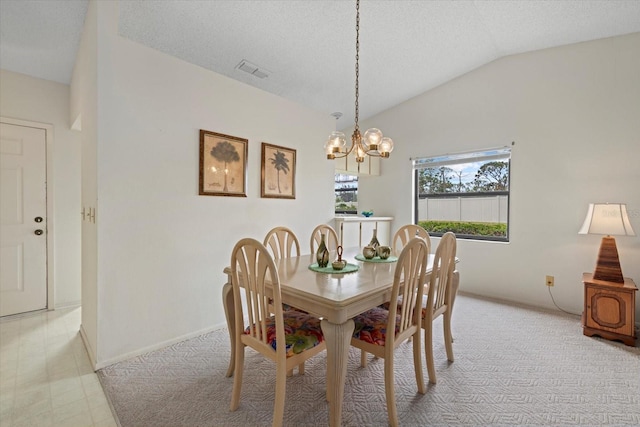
[244,310,324,357]
[352,307,401,346]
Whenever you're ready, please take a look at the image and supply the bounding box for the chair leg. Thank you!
[223,283,235,377]
[230,345,245,411]
[449,272,460,343]
[412,331,425,394]
[360,350,368,367]
[273,362,286,427]
[384,356,399,427]
[443,310,454,362]
[287,363,307,375]
[424,323,436,384]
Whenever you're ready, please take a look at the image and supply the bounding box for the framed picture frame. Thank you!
[199,130,248,197]
[261,142,296,199]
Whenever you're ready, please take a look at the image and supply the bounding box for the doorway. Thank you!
[1,120,52,317]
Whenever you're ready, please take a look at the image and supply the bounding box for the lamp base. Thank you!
[592,236,624,283]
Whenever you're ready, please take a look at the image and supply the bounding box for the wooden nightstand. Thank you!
[582,272,637,346]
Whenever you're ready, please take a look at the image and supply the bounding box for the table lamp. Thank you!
[578,203,636,283]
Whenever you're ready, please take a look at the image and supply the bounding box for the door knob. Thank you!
[34,216,43,223]
[34,229,43,236]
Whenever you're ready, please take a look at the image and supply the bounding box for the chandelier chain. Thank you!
[354,0,360,132]
[324,0,393,161]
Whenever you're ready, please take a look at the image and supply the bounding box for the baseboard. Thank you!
[457,290,582,318]
[79,324,98,370]
[54,300,81,310]
[95,320,229,370]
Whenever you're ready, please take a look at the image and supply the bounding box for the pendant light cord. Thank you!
[354,0,360,133]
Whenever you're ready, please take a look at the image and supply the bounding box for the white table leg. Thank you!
[321,318,355,427]
[222,282,235,377]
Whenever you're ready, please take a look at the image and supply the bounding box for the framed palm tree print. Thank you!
[261,142,296,199]
[199,130,248,197]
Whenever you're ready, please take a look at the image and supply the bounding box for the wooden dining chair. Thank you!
[422,231,457,384]
[264,226,301,259]
[229,238,326,427]
[350,237,429,427]
[392,224,431,256]
[263,226,307,375]
[310,224,339,253]
[264,228,302,311]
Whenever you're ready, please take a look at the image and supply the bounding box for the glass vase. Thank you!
[316,233,329,267]
[369,229,380,249]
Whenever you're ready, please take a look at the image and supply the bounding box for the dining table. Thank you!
[222,246,460,427]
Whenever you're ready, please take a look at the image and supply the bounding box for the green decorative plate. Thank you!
[355,254,398,263]
[308,263,360,274]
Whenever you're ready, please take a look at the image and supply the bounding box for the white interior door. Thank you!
[1,122,48,317]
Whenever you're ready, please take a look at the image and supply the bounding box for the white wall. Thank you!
[72,1,335,367]
[70,0,100,366]
[359,33,640,321]
[0,69,82,309]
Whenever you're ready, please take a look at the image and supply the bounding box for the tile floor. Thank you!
[0,307,118,427]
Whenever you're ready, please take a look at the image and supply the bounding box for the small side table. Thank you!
[582,272,637,346]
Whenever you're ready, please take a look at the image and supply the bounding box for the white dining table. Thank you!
[222,246,460,427]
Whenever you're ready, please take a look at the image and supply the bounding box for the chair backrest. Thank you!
[310,224,339,253]
[425,232,457,320]
[263,226,300,259]
[386,237,430,345]
[392,224,431,256]
[230,238,285,357]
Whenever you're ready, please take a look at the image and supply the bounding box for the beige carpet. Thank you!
[98,294,640,426]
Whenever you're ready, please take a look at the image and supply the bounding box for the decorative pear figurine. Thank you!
[316,233,330,268]
[377,245,391,260]
[332,245,347,270]
[368,228,380,249]
[362,245,376,259]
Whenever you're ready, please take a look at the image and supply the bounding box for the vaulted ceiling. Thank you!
[2,0,640,126]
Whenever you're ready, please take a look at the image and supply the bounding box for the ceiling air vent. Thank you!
[235,59,270,79]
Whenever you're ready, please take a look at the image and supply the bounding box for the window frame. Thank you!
[412,147,511,242]
[335,173,358,214]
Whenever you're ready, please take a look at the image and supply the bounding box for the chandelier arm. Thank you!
[329,141,357,159]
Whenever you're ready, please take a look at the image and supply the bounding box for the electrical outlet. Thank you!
[546,275,554,287]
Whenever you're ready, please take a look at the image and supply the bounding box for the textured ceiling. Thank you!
[2,0,640,127]
[0,0,88,84]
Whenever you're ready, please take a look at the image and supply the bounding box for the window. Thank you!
[335,173,358,214]
[413,147,511,241]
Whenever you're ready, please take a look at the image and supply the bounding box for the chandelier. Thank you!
[324,0,394,163]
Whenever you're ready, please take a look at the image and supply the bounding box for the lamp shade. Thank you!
[578,203,636,236]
